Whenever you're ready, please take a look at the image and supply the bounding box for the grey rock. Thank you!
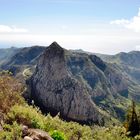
[28,129,53,140]
[22,125,29,137]
[24,136,33,140]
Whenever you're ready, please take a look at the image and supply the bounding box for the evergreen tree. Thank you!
[124,101,139,137]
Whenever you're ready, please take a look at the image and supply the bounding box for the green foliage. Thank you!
[0,121,22,140]
[5,98,140,140]
[93,125,134,140]
[6,105,93,139]
[124,101,139,137]
[7,104,140,140]
[50,130,66,140]
[6,105,45,130]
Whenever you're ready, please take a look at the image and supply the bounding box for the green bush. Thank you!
[0,121,22,140]
[6,105,45,129]
[6,105,93,139]
[93,125,131,140]
[3,100,140,140]
[50,130,66,140]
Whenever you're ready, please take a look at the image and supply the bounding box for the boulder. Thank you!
[28,129,53,140]
[24,136,33,140]
[22,125,29,137]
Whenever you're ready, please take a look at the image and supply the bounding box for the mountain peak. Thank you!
[51,41,59,46]
[43,42,64,58]
[49,41,63,50]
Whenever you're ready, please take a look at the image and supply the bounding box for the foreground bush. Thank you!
[6,105,93,140]
[6,104,140,140]
[0,121,22,140]
[50,130,66,140]
[0,73,25,113]
[92,125,140,140]
[6,105,45,129]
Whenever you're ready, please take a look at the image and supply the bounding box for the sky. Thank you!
[0,0,140,54]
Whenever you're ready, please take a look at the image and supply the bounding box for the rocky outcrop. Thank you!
[22,125,53,140]
[30,42,103,124]
[29,42,130,124]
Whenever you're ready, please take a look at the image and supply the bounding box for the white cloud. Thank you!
[110,19,129,25]
[110,8,140,32]
[0,25,28,33]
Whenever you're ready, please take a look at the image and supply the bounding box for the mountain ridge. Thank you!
[1,42,140,124]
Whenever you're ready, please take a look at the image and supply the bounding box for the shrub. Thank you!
[0,73,25,113]
[50,130,66,140]
[93,125,132,140]
[6,105,93,139]
[6,105,45,129]
[0,121,22,140]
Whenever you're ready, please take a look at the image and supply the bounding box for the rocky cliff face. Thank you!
[29,42,132,124]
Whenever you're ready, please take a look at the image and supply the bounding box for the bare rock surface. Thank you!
[22,125,53,140]
[24,136,33,140]
[27,129,53,140]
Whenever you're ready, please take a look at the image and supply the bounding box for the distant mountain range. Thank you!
[96,52,140,85]
[1,43,140,124]
[0,46,45,81]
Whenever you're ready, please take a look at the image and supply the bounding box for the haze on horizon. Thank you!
[0,0,140,54]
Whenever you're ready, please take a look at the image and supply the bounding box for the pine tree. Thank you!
[124,101,139,137]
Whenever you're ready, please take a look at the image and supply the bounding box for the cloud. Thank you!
[110,19,129,25]
[0,25,28,33]
[110,8,140,32]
